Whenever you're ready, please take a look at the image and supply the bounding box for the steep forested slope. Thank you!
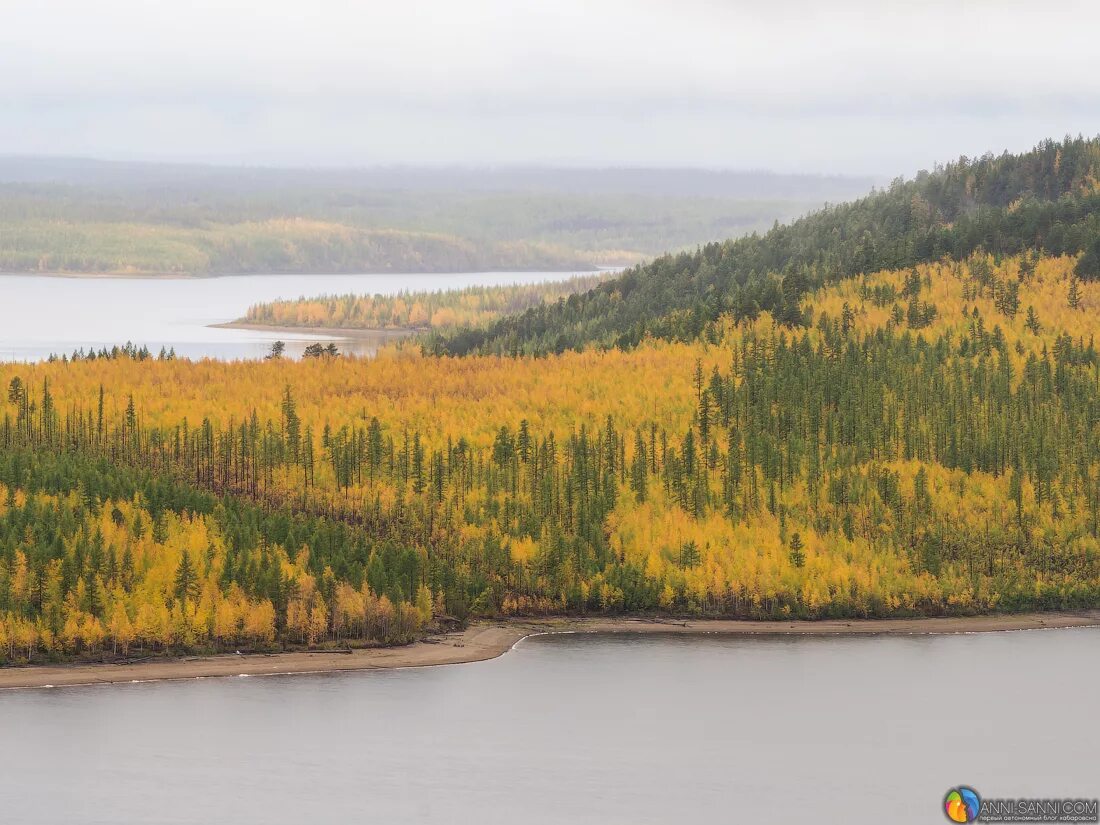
[433,137,1100,355]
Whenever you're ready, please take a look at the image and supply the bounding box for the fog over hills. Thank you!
[6,2,1099,173]
[0,157,877,275]
[0,156,876,199]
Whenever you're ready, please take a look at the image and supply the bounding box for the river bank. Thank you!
[3,611,1098,690]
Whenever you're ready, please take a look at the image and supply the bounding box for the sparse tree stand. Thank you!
[302,342,340,359]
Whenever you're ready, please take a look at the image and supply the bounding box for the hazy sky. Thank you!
[3,0,1098,175]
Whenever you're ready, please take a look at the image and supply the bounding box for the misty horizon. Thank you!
[0,154,884,191]
[4,125,1087,185]
[5,1,1100,176]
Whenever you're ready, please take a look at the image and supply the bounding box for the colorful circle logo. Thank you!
[944,787,981,823]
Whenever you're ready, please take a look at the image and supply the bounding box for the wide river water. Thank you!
[0,271,575,361]
[1,628,1096,825]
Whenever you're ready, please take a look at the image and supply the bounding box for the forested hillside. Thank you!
[2,138,1099,663]
[0,220,596,276]
[432,137,1100,355]
[0,161,866,275]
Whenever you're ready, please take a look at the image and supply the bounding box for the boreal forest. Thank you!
[2,137,1100,663]
[0,161,865,275]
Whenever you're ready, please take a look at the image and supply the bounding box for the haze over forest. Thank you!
[0,158,875,275]
[5,1,1100,175]
[5,2,1099,276]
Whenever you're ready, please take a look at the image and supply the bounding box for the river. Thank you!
[0,271,574,361]
[1,628,1096,824]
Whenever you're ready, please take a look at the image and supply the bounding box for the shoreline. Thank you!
[0,270,200,280]
[0,266,606,281]
[211,321,420,341]
[2,611,1098,690]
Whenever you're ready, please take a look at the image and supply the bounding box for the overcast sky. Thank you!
[2,0,1098,176]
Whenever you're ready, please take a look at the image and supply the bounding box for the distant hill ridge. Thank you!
[0,156,875,199]
[0,158,875,275]
[430,136,1100,355]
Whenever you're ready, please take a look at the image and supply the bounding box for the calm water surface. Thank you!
[1,629,1096,825]
[0,271,574,361]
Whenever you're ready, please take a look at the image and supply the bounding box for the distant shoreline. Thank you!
[2,612,1097,690]
[211,321,420,341]
[0,266,605,280]
[0,270,200,280]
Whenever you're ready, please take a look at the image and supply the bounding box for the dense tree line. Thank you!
[0,219,593,277]
[241,274,611,332]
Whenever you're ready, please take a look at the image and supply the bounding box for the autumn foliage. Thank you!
[2,251,1099,663]
[240,274,612,331]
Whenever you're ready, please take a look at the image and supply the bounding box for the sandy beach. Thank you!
[2,611,1098,690]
